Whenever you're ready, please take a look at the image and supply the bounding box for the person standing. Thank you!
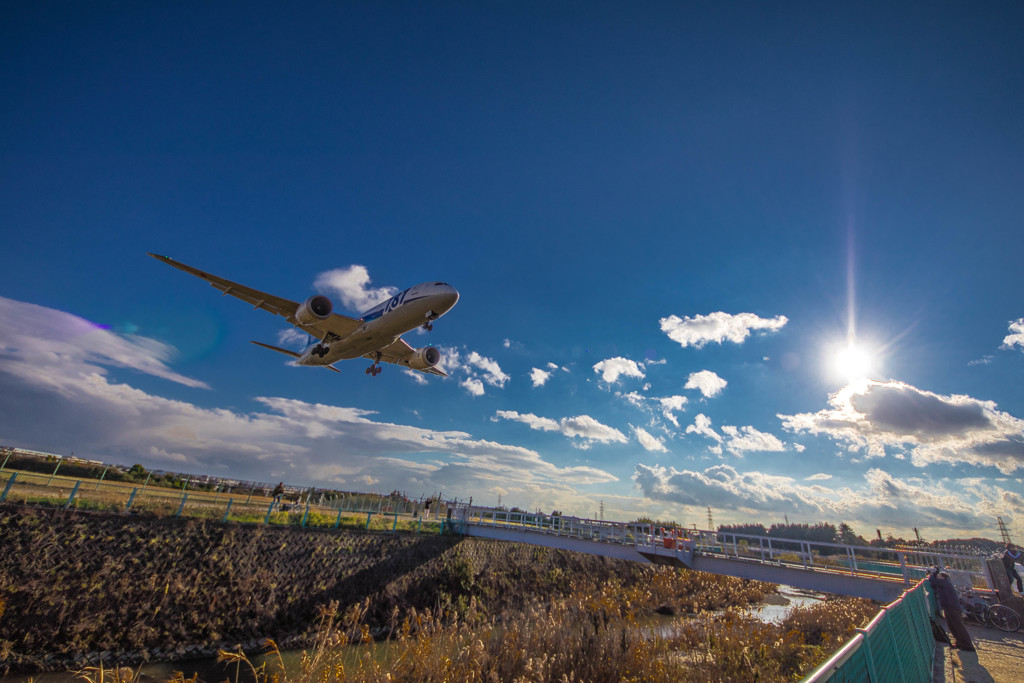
[929,569,975,651]
[272,482,285,504]
[1002,543,1023,593]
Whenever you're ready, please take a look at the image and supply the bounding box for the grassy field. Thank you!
[0,468,442,534]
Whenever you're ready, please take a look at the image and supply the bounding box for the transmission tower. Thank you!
[599,500,605,520]
[997,517,1013,545]
[707,506,713,531]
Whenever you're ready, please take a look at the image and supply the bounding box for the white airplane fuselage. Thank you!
[296,282,459,366]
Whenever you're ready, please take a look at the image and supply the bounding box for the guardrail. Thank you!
[802,578,937,682]
[455,506,988,588]
[0,469,448,534]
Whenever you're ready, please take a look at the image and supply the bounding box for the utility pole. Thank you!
[707,506,713,531]
[599,500,605,520]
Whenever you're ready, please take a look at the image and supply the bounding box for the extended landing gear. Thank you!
[422,310,438,332]
[365,354,383,376]
[422,322,433,332]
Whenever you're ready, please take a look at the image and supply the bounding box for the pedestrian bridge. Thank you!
[450,507,991,603]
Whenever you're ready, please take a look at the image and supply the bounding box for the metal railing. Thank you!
[454,506,989,587]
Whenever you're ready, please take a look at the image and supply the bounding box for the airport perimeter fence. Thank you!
[802,578,937,683]
[0,468,454,535]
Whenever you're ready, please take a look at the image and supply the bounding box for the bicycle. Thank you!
[957,587,1021,632]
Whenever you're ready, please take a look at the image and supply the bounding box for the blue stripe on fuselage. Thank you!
[360,292,429,322]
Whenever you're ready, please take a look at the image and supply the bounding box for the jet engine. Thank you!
[406,346,441,371]
[294,295,333,324]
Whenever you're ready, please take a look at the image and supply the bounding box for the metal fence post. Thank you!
[334,509,342,528]
[223,498,234,523]
[365,512,372,530]
[94,467,108,491]
[264,501,275,524]
[65,481,82,510]
[176,492,189,517]
[245,485,255,505]
[125,487,139,511]
[46,458,62,486]
[1,472,18,502]
[0,450,11,472]
[392,514,398,531]
[301,500,310,527]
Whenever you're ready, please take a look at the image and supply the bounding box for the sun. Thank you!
[833,343,874,383]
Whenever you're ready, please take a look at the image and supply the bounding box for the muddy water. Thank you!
[641,584,826,638]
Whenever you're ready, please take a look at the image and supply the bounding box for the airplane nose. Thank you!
[444,287,460,310]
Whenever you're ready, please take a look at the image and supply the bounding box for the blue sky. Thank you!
[2,2,1023,540]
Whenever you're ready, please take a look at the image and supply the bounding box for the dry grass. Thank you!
[151,581,877,683]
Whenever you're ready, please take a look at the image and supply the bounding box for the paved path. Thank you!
[936,622,1024,682]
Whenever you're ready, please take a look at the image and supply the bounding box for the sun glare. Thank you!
[834,344,874,383]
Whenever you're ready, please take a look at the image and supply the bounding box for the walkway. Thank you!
[936,624,1024,683]
[455,507,990,603]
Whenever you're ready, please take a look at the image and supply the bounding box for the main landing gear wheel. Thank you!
[422,322,433,331]
[365,365,382,376]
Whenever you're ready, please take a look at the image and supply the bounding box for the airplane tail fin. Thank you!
[250,341,341,373]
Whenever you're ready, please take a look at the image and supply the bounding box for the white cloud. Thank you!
[593,357,645,384]
[402,368,428,385]
[467,352,510,388]
[0,295,620,508]
[805,473,832,481]
[618,391,688,428]
[276,328,309,350]
[632,463,992,533]
[436,346,509,395]
[686,414,722,443]
[780,380,1024,474]
[720,425,786,456]
[529,367,551,387]
[461,377,485,396]
[1001,318,1024,351]
[495,410,628,448]
[659,311,788,349]
[313,265,398,314]
[0,296,208,390]
[685,370,728,398]
[656,396,689,427]
[633,425,667,453]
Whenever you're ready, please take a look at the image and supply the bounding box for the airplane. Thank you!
[148,253,459,377]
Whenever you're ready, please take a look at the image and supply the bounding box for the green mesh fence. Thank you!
[803,579,937,682]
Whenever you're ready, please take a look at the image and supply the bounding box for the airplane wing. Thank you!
[371,338,448,377]
[149,253,362,340]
